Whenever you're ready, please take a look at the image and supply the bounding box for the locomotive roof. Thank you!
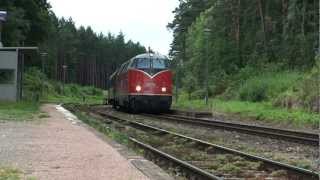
[133,53,167,59]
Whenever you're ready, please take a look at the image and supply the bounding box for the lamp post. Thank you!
[204,28,212,105]
[0,11,8,47]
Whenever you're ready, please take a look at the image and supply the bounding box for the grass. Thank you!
[212,99,320,127]
[0,167,21,180]
[0,167,36,180]
[46,94,103,105]
[173,95,320,127]
[43,83,105,105]
[0,102,40,121]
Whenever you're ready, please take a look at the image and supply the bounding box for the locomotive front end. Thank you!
[128,54,172,112]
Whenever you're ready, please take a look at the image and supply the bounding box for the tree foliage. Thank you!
[0,0,146,89]
[169,0,319,95]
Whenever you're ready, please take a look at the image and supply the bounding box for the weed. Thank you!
[270,170,287,177]
[38,113,50,119]
[72,109,129,145]
[217,164,241,175]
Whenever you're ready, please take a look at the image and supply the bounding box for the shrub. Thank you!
[238,71,302,102]
[23,67,104,103]
[81,86,103,96]
[183,74,197,99]
[191,89,206,99]
[23,67,48,101]
[239,81,268,102]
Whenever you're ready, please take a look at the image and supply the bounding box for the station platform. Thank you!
[0,104,173,180]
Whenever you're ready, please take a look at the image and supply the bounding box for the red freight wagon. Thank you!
[108,53,172,112]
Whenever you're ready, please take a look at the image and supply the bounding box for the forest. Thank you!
[168,0,319,114]
[0,0,146,89]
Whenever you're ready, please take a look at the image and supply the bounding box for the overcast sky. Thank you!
[48,0,178,55]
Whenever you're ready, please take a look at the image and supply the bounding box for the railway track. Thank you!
[143,113,319,146]
[83,107,319,180]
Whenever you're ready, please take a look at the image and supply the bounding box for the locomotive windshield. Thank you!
[132,57,169,75]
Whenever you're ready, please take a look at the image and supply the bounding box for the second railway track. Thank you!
[143,113,319,146]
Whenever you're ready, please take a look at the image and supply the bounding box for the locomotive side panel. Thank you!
[117,71,129,106]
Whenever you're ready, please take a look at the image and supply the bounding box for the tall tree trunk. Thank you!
[301,0,306,38]
[236,0,242,66]
[257,0,267,54]
[282,0,288,38]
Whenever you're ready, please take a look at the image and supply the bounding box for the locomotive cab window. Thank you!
[136,58,150,70]
[152,58,168,70]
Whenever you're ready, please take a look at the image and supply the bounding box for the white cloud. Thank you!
[48,0,178,55]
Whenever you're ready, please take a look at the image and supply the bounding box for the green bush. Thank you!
[23,67,104,103]
[238,71,302,102]
[81,86,103,96]
[23,67,47,101]
[275,60,320,112]
[183,74,197,99]
[239,81,268,102]
[191,89,206,99]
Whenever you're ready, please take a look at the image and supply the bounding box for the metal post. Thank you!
[62,65,67,95]
[204,28,211,105]
[20,51,24,100]
[175,64,179,103]
[40,52,47,97]
[318,0,320,114]
[40,53,47,73]
[42,57,45,73]
[0,11,7,47]
[205,38,209,105]
[0,21,3,47]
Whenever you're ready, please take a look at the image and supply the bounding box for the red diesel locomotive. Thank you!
[108,53,172,112]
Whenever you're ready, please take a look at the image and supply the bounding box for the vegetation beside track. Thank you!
[66,104,129,145]
[0,69,104,122]
[173,97,320,128]
[170,0,319,117]
[0,167,35,180]
[0,167,21,180]
[0,102,40,122]
[174,64,320,128]
[23,68,105,105]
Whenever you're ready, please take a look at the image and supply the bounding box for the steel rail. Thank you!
[130,138,222,180]
[94,110,319,179]
[144,113,319,146]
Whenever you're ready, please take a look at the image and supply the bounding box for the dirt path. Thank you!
[0,104,149,180]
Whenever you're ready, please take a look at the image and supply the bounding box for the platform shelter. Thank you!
[0,47,38,101]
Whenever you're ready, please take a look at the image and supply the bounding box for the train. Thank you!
[107,53,172,112]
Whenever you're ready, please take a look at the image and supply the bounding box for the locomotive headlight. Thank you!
[161,87,167,92]
[136,85,142,92]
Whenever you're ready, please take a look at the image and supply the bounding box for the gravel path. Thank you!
[0,104,149,180]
